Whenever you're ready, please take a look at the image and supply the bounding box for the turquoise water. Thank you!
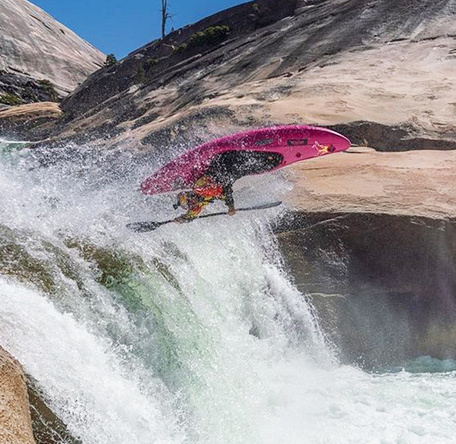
[388,356,456,374]
[0,141,455,443]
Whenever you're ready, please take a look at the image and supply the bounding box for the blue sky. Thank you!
[32,0,246,58]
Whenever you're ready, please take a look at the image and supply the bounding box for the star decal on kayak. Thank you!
[313,142,336,156]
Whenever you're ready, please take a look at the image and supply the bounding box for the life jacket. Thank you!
[193,176,224,199]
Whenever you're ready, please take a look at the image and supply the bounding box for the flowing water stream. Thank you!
[0,139,455,443]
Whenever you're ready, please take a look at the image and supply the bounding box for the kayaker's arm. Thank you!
[174,196,212,223]
[223,184,236,215]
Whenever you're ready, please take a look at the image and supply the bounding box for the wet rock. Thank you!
[276,148,456,367]
[0,347,35,444]
[0,102,61,141]
[27,381,81,444]
[329,122,456,152]
[277,212,456,368]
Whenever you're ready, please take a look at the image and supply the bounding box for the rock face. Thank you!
[0,0,105,104]
[276,148,456,367]
[0,102,61,141]
[278,211,456,367]
[0,347,35,444]
[284,147,456,219]
[33,0,456,150]
[27,382,79,444]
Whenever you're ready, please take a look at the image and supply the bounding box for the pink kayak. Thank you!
[141,125,350,195]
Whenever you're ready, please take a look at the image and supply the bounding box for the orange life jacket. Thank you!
[193,176,224,199]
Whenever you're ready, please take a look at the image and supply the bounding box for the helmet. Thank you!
[176,191,190,210]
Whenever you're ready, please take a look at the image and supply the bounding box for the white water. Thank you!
[1,141,456,443]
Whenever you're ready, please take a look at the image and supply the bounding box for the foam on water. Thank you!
[0,278,184,444]
[1,141,456,443]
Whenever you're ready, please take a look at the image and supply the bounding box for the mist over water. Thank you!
[1,140,456,443]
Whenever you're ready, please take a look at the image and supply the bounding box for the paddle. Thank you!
[127,201,283,233]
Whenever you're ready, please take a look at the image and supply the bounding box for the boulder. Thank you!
[0,347,35,444]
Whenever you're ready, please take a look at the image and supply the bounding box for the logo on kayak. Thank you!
[287,139,308,146]
[313,142,336,156]
[255,138,273,146]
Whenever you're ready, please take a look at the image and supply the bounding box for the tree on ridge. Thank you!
[161,0,172,38]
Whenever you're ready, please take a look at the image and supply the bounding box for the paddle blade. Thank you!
[126,220,168,232]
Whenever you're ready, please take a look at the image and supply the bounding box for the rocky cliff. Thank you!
[20,0,454,150]
[0,0,105,106]
[276,148,456,367]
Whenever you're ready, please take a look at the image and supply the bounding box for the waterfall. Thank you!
[1,141,455,444]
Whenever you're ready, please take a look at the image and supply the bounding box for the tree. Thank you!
[161,0,172,38]
[104,54,117,67]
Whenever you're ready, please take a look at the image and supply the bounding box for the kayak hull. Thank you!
[141,125,350,195]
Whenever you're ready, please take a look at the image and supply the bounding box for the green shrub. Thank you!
[38,79,59,101]
[38,79,53,89]
[0,93,22,106]
[144,58,158,69]
[136,57,159,84]
[188,25,230,48]
[104,53,117,67]
[136,62,146,84]
[23,87,39,103]
[173,43,188,53]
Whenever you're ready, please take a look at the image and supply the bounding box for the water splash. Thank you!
[1,141,455,443]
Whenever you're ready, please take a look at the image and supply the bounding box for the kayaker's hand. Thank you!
[228,208,236,216]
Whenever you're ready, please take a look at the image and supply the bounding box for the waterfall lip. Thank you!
[0,138,30,144]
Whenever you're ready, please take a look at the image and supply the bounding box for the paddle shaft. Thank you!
[127,201,282,232]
